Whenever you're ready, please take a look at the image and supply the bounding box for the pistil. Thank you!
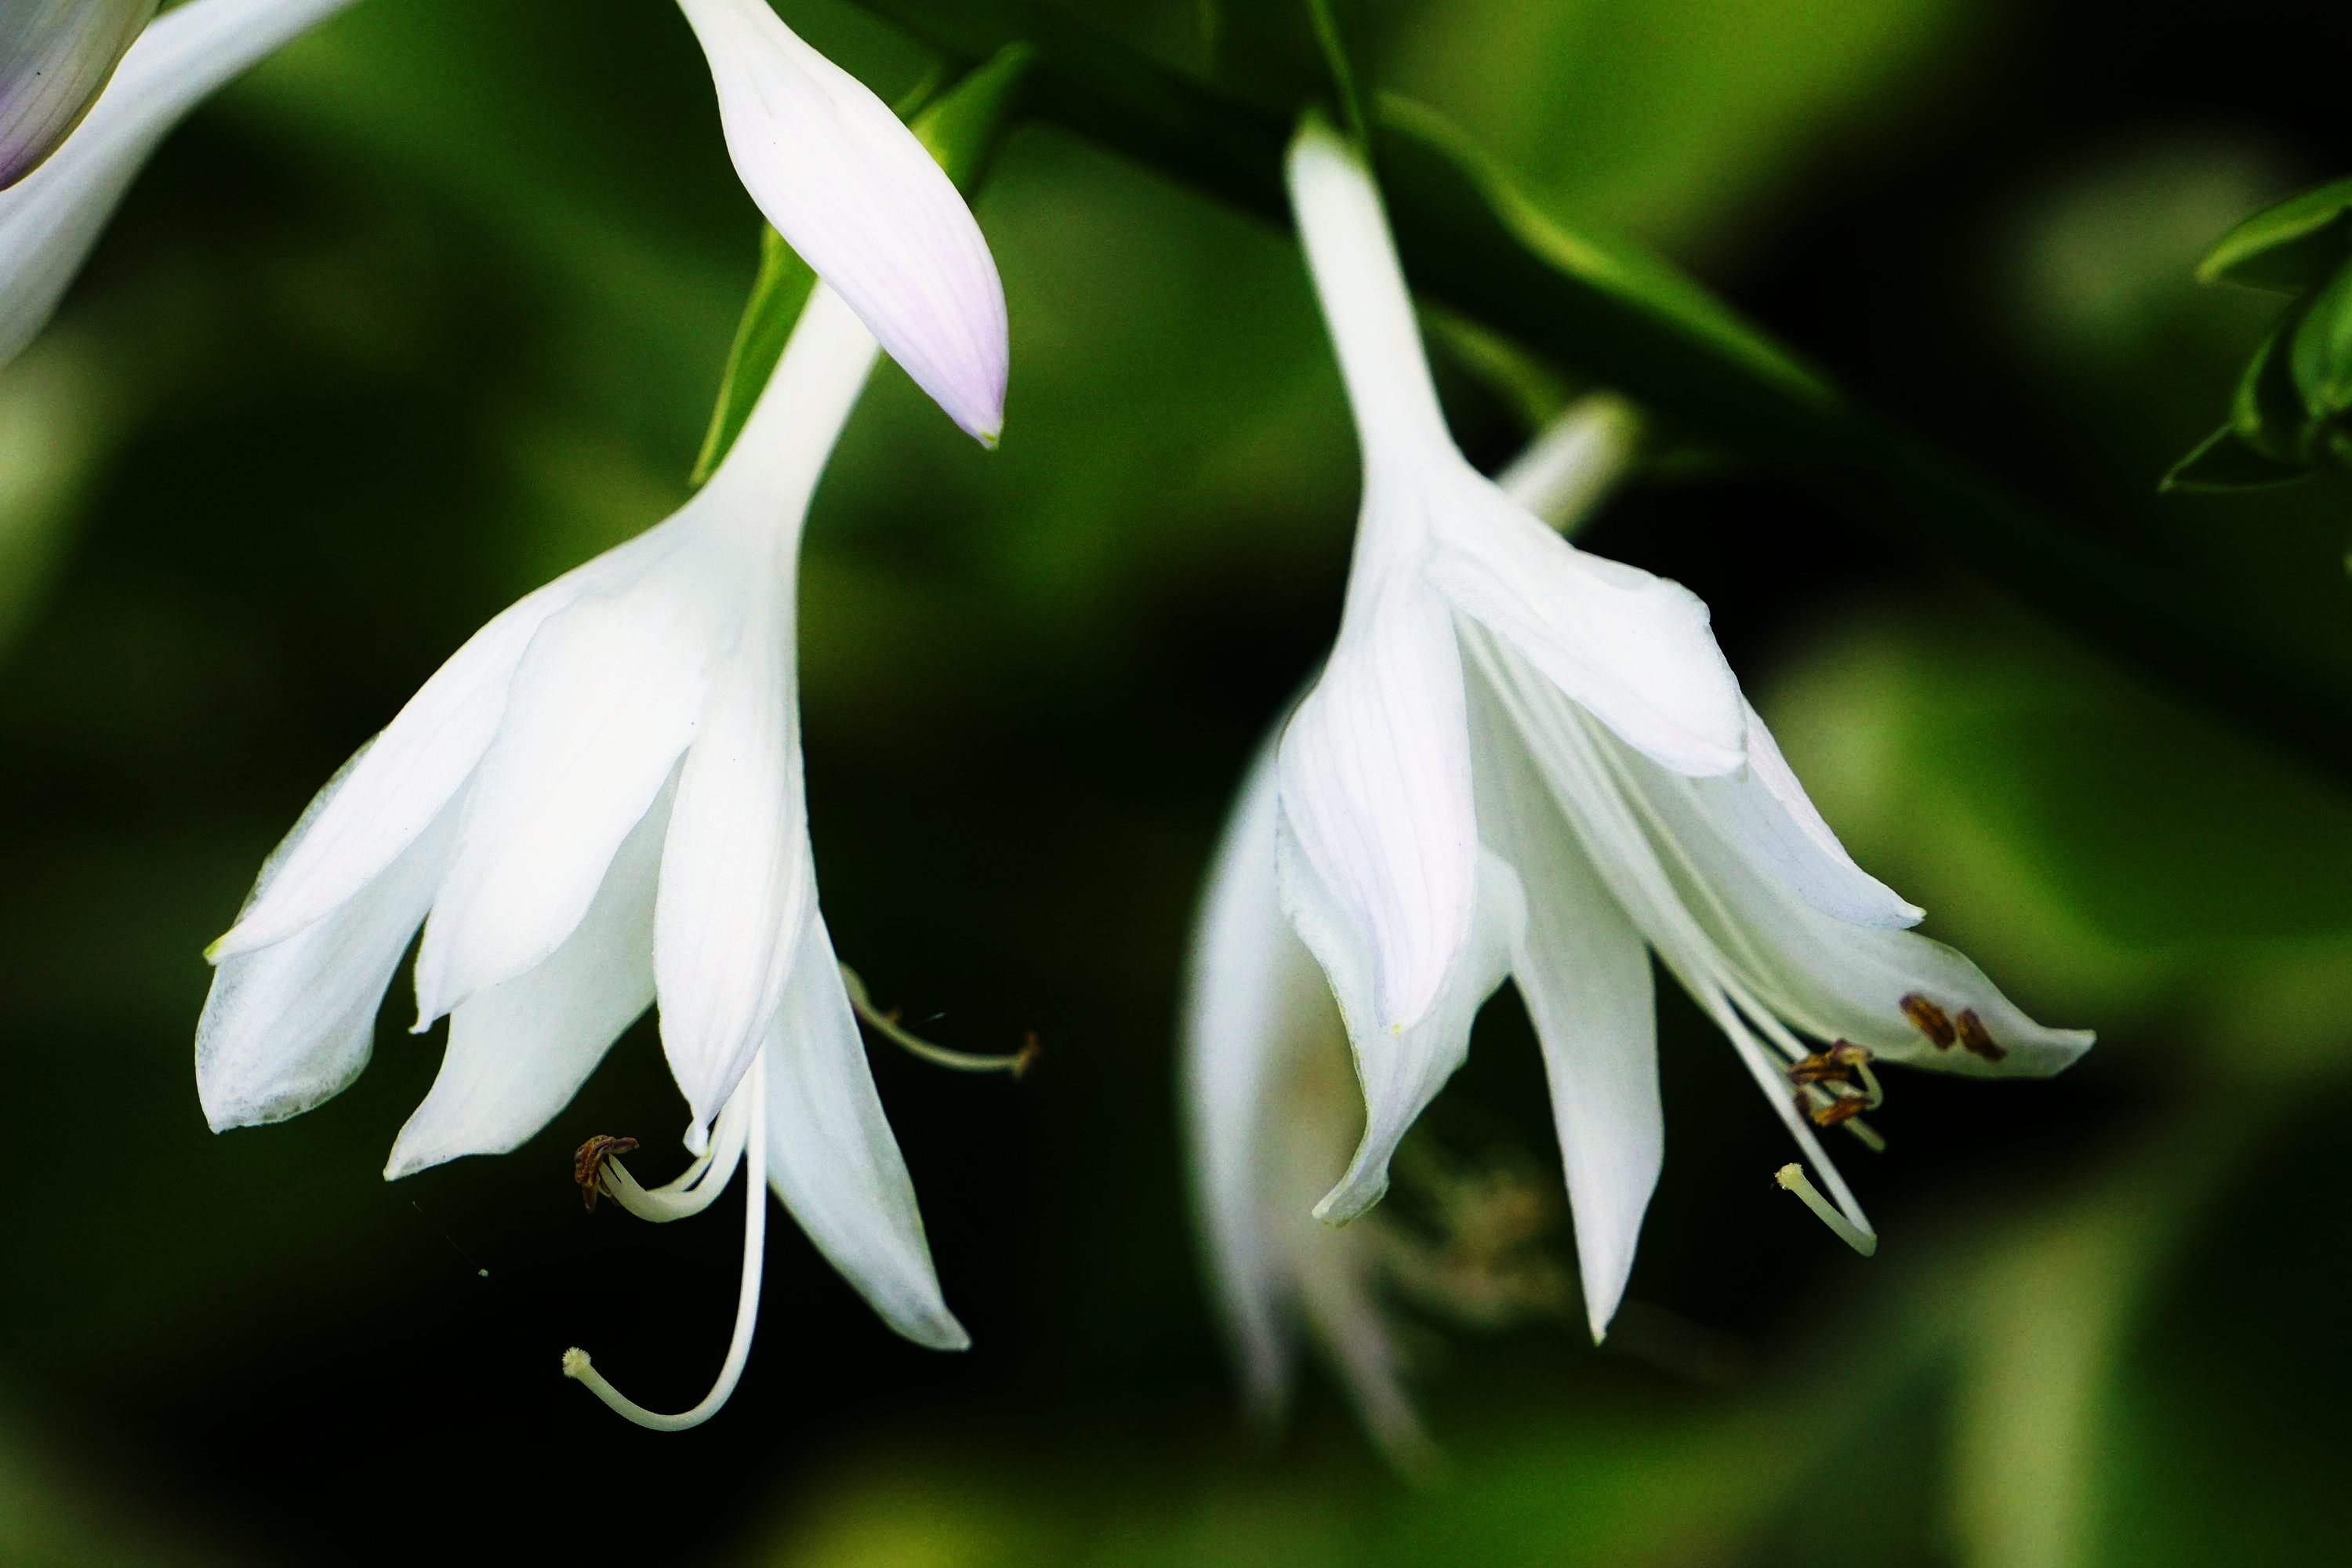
[564,1052,770,1430]
[1774,1163,1878,1257]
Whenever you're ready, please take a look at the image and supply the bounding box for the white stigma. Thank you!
[1774,1163,1878,1257]
[564,1052,770,1430]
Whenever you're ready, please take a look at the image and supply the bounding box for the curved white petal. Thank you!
[1682,701,1922,930]
[1182,729,1313,1418]
[1428,469,1744,777]
[196,789,459,1131]
[0,1,156,190]
[763,906,966,1350]
[1285,797,1526,1228]
[382,779,671,1180]
[1468,663,1658,1342]
[210,550,641,960]
[677,0,1007,444]
[653,569,808,1135]
[412,536,726,1022]
[1603,726,2092,1078]
[0,0,356,371]
[1277,571,1479,1035]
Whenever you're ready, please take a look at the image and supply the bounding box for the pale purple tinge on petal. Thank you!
[1603,724,2092,1079]
[763,905,967,1350]
[0,0,358,372]
[1277,571,1481,1036]
[1182,730,1309,1421]
[382,779,673,1180]
[196,792,460,1132]
[411,538,724,1025]
[1428,469,1744,779]
[677,0,1007,445]
[0,0,157,190]
[1468,663,1659,1343]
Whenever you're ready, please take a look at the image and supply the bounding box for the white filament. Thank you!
[563,1052,770,1429]
[1775,1162,1877,1256]
[599,1086,753,1224]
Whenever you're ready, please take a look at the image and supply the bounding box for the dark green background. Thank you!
[2,0,2347,1562]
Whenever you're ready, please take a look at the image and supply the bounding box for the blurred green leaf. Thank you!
[2161,422,2309,492]
[2196,174,2352,293]
[2288,257,2352,420]
[688,227,816,484]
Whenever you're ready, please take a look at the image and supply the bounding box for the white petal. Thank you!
[653,571,810,1136]
[0,1,155,190]
[196,789,459,1131]
[1605,726,2092,1078]
[1181,728,1313,1418]
[676,0,1007,444]
[0,0,355,371]
[1468,662,1658,1342]
[762,905,966,1350]
[382,779,671,1180]
[412,534,728,1022]
[1285,798,1526,1227]
[209,551,638,960]
[1686,701,1922,930]
[1287,118,1456,464]
[1427,469,1744,777]
[1277,569,1479,1033]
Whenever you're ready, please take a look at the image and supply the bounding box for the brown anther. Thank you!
[1788,1040,1871,1086]
[1805,1094,1872,1128]
[572,1134,640,1211]
[1011,1031,1043,1081]
[1900,993,1958,1049]
[1955,1008,2009,1062]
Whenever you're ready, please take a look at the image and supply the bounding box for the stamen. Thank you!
[1774,1163,1878,1257]
[597,1089,753,1225]
[1955,1007,2009,1062]
[564,1051,769,1432]
[1900,993,1958,1049]
[572,1135,640,1211]
[840,963,1041,1078]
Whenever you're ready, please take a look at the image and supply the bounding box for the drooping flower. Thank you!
[198,280,965,1428]
[1232,118,2092,1359]
[0,0,1007,441]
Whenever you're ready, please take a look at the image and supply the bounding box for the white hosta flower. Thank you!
[0,0,357,371]
[1246,120,2092,1351]
[198,281,965,1428]
[0,0,1008,445]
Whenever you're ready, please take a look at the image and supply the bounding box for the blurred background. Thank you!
[3,0,2350,1562]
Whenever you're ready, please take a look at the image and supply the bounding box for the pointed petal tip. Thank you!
[1312,1171,1388,1229]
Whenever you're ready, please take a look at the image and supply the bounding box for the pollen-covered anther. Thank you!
[1804,1094,1871,1129]
[1900,993,1958,1049]
[1787,1040,1870,1087]
[572,1134,641,1211]
[1955,1007,2009,1062]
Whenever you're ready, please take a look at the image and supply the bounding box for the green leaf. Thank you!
[687,226,816,485]
[2288,258,2352,420]
[1374,93,1830,409]
[2231,312,2314,462]
[2160,423,2312,493]
[688,44,1035,484]
[2197,176,2352,293]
